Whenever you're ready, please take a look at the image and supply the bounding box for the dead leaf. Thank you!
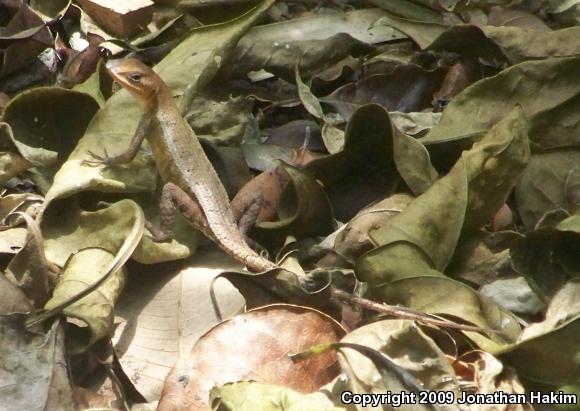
[1,87,99,170]
[0,1,53,78]
[0,273,32,315]
[499,279,580,384]
[5,211,52,307]
[158,304,344,411]
[457,350,532,411]
[112,251,246,401]
[28,0,71,20]
[210,381,343,411]
[57,32,104,88]
[222,33,373,83]
[329,193,413,266]
[230,165,290,223]
[0,317,75,410]
[77,0,154,38]
[43,1,274,266]
[36,199,144,352]
[515,149,580,230]
[320,65,447,121]
[306,104,436,220]
[423,57,580,153]
[337,319,460,411]
[510,214,580,301]
[252,163,334,248]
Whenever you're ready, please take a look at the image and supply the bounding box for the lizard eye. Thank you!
[128,72,142,83]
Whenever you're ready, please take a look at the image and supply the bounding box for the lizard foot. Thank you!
[82,149,113,167]
[245,236,269,258]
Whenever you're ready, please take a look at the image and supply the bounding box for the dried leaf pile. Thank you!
[1,0,580,410]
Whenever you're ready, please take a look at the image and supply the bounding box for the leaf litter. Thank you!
[1,0,580,409]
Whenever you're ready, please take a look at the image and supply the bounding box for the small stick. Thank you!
[332,288,496,335]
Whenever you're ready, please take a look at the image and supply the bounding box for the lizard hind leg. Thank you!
[234,192,264,237]
[230,192,269,255]
[146,182,209,242]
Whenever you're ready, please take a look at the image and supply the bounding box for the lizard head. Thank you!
[105,58,161,102]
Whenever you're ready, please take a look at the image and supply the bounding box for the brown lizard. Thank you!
[85,58,277,272]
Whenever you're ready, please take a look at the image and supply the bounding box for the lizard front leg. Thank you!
[83,114,151,167]
[146,182,211,242]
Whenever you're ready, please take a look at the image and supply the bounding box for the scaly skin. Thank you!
[99,58,277,272]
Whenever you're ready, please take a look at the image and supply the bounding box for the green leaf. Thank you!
[356,108,529,350]
[461,105,530,230]
[359,106,528,285]
[28,0,70,19]
[422,57,580,151]
[362,154,468,278]
[210,381,344,411]
[515,149,580,230]
[372,277,521,349]
[253,163,334,246]
[500,279,580,384]
[306,104,437,219]
[511,215,580,301]
[482,26,580,64]
[39,199,144,352]
[1,87,99,171]
[367,0,449,23]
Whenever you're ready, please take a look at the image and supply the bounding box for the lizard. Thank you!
[85,58,277,273]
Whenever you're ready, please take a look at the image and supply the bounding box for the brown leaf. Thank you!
[230,165,291,222]
[0,123,33,184]
[112,252,246,401]
[77,0,154,38]
[56,33,105,88]
[264,120,325,151]
[73,375,125,411]
[457,351,532,411]
[320,64,447,121]
[158,304,344,411]
[0,274,32,315]
[432,58,480,110]
[0,92,9,112]
[223,32,373,83]
[0,0,53,78]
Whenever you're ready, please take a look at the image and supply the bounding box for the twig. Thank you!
[332,288,495,335]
